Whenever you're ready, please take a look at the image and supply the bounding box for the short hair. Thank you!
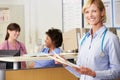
[82,0,106,23]
[46,28,63,48]
[5,23,21,40]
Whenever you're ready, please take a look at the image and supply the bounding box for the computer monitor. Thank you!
[0,50,21,69]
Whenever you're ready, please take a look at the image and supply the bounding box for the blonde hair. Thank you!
[83,0,106,23]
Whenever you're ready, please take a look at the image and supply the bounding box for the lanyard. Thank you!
[7,40,23,51]
[80,28,108,52]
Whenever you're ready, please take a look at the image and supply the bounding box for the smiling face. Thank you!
[8,30,20,40]
[84,4,104,26]
[45,35,54,48]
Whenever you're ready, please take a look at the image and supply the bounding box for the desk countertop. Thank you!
[0,53,77,62]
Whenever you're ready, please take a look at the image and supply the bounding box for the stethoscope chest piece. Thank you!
[100,51,105,57]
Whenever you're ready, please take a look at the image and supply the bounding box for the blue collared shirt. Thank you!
[34,47,61,68]
[66,26,120,80]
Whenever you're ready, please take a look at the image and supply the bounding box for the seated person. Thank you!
[0,23,27,69]
[29,28,63,68]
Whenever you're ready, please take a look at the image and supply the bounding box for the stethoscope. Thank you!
[80,28,108,57]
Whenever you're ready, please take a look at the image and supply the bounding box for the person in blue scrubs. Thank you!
[57,0,120,80]
[30,28,63,68]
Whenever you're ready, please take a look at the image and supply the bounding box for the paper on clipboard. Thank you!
[46,53,79,68]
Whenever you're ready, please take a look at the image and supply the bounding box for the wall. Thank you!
[0,0,63,53]
[0,0,62,52]
[0,0,85,52]
[0,1,25,44]
[0,0,25,4]
[24,0,62,53]
[63,0,82,32]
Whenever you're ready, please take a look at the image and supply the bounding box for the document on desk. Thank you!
[46,53,79,68]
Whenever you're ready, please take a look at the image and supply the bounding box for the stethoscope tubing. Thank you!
[80,28,108,52]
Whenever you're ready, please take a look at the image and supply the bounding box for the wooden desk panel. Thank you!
[5,67,79,80]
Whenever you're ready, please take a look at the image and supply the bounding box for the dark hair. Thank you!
[46,28,63,48]
[5,23,21,40]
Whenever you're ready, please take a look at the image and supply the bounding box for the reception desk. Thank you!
[0,53,78,80]
[5,67,79,80]
[0,53,77,69]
